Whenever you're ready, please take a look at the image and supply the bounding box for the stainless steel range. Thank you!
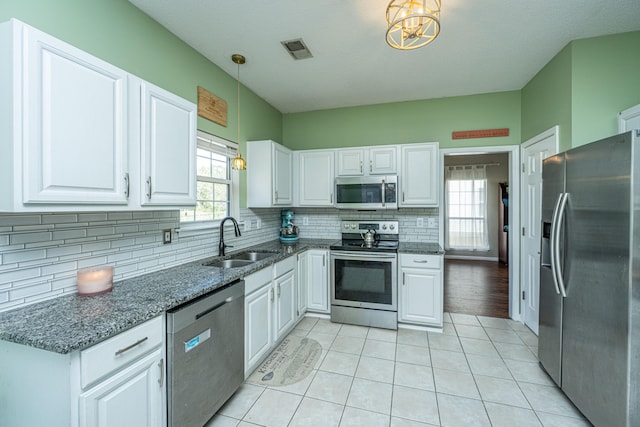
[330,220,399,330]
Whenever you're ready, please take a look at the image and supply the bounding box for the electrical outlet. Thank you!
[427,217,437,228]
[243,220,250,232]
[162,229,172,244]
[416,218,424,227]
[303,216,309,226]
[256,218,261,229]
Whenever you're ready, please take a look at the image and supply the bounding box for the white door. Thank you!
[336,149,364,176]
[399,267,442,326]
[298,151,334,206]
[79,349,164,427]
[22,24,129,205]
[369,147,397,174]
[307,250,329,313]
[272,144,293,204]
[297,252,309,317]
[244,284,273,374]
[521,126,558,334]
[619,104,640,132]
[139,81,196,206]
[400,143,438,206]
[274,270,296,339]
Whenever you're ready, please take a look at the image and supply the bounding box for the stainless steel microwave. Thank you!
[334,175,398,210]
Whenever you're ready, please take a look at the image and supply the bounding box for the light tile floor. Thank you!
[207,314,592,427]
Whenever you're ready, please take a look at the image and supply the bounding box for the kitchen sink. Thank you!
[203,250,279,269]
[203,259,254,269]
[229,251,278,261]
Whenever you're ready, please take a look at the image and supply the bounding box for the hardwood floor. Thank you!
[444,258,510,318]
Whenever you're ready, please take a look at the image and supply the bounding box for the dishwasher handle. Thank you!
[195,296,236,320]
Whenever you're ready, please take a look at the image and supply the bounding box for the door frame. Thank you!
[440,145,521,321]
[520,126,559,331]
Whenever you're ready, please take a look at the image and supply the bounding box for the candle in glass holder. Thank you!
[77,266,113,296]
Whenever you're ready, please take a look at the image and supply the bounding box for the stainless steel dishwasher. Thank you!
[167,280,244,427]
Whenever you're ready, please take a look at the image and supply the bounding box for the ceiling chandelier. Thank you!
[231,53,247,170]
[386,0,441,50]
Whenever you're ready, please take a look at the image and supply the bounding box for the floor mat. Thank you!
[249,335,322,386]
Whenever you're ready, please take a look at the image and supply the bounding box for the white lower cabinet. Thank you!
[244,256,298,376]
[305,249,330,313]
[79,348,164,427]
[398,254,443,327]
[296,251,309,319]
[0,315,165,427]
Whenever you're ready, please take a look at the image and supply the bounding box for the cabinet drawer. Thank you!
[80,315,163,388]
[245,267,273,295]
[274,256,296,278]
[399,254,442,269]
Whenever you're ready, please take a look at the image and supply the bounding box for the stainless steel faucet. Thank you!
[219,216,241,256]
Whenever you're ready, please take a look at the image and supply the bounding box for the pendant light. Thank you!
[231,53,247,170]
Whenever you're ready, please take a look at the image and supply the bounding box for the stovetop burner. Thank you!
[330,220,399,253]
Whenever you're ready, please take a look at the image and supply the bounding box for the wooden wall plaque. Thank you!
[452,128,510,140]
[197,86,227,127]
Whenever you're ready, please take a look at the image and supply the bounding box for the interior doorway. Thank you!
[439,145,521,321]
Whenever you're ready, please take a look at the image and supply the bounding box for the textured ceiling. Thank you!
[129,0,640,113]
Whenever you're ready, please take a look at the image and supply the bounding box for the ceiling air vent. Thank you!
[281,38,313,60]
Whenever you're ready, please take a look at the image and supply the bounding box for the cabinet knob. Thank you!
[124,173,130,199]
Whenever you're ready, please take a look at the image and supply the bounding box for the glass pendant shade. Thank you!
[386,0,441,50]
[231,153,246,170]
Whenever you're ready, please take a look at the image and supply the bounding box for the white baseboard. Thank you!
[444,255,499,262]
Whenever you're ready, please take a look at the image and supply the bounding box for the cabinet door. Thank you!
[307,250,329,313]
[273,143,293,205]
[399,267,442,326]
[297,252,309,318]
[274,270,296,340]
[244,284,273,374]
[22,24,129,205]
[79,348,164,427]
[337,149,364,176]
[299,151,335,206]
[400,143,438,206]
[140,81,196,206]
[369,147,397,174]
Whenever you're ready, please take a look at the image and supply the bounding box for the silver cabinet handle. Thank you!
[402,191,405,203]
[360,161,363,174]
[124,173,130,199]
[270,288,274,301]
[402,272,405,285]
[277,284,281,298]
[158,358,164,388]
[413,260,428,264]
[115,336,148,357]
[322,254,325,267]
[146,177,152,200]
[369,160,373,173]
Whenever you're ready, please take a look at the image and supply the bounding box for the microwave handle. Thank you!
[381,180,386,207]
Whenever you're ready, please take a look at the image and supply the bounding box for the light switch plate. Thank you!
[162,229,172,244]
[416,218,424,227]
[427,217,437,228]
[256,218,262,229]
[244,221,250,232]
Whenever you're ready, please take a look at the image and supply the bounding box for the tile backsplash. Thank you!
[0,207,439,312]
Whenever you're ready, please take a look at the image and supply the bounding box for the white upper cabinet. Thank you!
[400,143,439,206]
[1,19,130,210]
[247,140,293,207]
[138,80,196,206]
[297,150,335,206]
[0,19,196,212]
[336,146,397,176]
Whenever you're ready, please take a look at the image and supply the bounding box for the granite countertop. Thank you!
[0,238,334,354]
[398,242,445,255]
[0,238,442,354]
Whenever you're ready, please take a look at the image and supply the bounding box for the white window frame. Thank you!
[179,130,240,233]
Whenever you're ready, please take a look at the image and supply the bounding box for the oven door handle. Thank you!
[331,251,397,260]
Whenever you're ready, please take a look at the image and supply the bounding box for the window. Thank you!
[180,131,239,227]
[445,165,489,251]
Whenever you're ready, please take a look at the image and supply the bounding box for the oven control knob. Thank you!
[390,224,395,230]
[382,225,387,230]
[351,224,357,229]
[343,224,349,229]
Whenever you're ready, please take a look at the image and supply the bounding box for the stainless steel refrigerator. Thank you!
[539,130,640,427]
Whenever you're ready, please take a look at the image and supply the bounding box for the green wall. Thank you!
[0,0,283,207]
[521,45,573,151]
[283,91,522,150]
[522,31,640,151]
[571,31,640,147]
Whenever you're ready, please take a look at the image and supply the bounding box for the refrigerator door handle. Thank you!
[553,193,569,297]
[549,193,564,295]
